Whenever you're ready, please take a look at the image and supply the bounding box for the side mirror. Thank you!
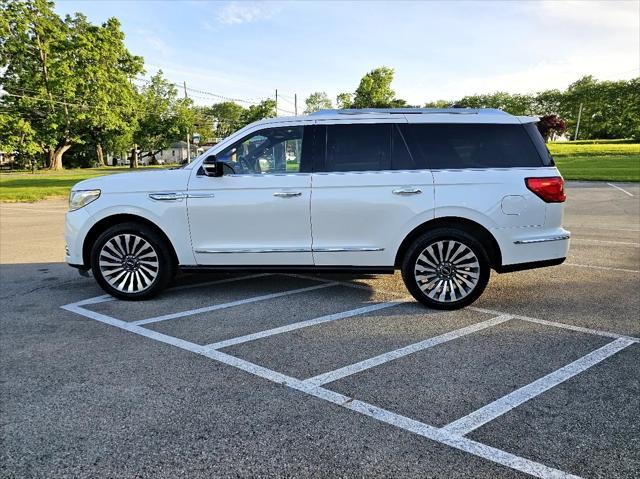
[202,156,224,177]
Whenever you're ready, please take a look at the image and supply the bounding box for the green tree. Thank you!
[240,98,276,125]
[132,71,194,167]
[352,67,406,108]
[0,0,143,169]
[455,92,535,115]
[336,92,353,109]
[203,101,246,140]
[304,91,332,113]
[67,14,143,166]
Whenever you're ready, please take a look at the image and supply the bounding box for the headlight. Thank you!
[69,189,101,211]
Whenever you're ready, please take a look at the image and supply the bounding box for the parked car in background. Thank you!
[65,108,569,309]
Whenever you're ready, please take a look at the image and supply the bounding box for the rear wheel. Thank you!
[401,228,490,310]
[91,222,175,300]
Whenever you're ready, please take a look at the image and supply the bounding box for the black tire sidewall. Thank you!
[90,222,174,300]
[401,228,490,310]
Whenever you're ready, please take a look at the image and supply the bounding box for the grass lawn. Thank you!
[1,142,638,202]
[548,141,640,182]
[0,166,166,202]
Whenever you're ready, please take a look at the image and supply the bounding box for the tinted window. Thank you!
[216,126,304,174]
[524,122,555,166]
[401,124,544,169]
[324,124,391,172]
[392,124,424,170]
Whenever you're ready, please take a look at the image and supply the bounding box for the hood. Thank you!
[72,169,191,194]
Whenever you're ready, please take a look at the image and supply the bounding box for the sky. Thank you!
[54,0,640,111]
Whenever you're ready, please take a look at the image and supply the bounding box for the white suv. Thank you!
[66,108,569,309]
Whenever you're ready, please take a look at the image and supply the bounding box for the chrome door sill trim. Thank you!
[514,235,570,245]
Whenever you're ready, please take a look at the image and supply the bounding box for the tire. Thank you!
[90,222,175,300]
[401,228,490,310]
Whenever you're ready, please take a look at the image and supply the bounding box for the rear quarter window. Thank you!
[400,123,545,169]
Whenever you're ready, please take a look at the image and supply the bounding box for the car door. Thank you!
[310,120,435,267]
[401,121,547,229]
[187,124,313,265]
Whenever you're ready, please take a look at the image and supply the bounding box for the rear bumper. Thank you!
[494,227,570,270]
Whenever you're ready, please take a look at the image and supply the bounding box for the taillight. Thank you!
[525,177,566,203]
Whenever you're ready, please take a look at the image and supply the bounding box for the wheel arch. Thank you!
[82,214,179,269]
[394,216,502,269]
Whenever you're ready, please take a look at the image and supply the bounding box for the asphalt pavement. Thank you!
[1,181,638,478]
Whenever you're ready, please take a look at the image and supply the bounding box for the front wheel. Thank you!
[401,228,490,310]
[91,222,175,300]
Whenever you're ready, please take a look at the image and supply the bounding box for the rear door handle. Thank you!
[392,188,422,195]
[273,191,302,198]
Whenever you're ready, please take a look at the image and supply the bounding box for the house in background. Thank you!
[156,141,203,164]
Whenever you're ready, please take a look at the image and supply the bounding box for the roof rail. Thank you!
[310,108,509,116]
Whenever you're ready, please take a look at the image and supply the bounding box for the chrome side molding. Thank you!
[195,247,312,254]
[514,234,570,245]
[149,192,216,201]
[313,247,385,252]
[195,246,385,254]
[149,192,186,201]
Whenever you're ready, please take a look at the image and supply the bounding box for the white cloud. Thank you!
[216,1,281,25]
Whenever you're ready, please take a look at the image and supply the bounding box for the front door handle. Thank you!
[392,188,422,195]
[273,191,302,198]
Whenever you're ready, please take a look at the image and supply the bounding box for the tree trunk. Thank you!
[49,142,71,170]
[130,146,138,169]
[96,143,105,167]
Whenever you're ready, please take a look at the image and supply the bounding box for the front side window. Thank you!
[401,123,544,169]
[215,126,304,174]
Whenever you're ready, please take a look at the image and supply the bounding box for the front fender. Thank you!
[83,192,195,265]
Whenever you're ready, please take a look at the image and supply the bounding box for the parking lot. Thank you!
[1,182,639,478]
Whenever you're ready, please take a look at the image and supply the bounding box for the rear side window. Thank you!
[401,123,544,169]
[324,123,391,172]
[523,122,555,166]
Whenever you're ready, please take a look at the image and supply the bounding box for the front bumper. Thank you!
[64,207,92,267]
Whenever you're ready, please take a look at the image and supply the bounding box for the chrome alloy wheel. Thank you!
[414,240,481,303]
[98,234,159,293]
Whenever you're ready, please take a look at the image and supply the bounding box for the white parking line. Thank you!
[132,282,339,326]
[606,183,635,197]
[564,263,639,273]
[442,338,636,436]
[468,306,640,343]
[304,314,512,386]
[205,300,407,350]
[61,300,582,479]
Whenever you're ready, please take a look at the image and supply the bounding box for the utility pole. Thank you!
[183,81,191,163]
[294,93,298,116]
[275,89,278,117]
[574,102,583,141]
